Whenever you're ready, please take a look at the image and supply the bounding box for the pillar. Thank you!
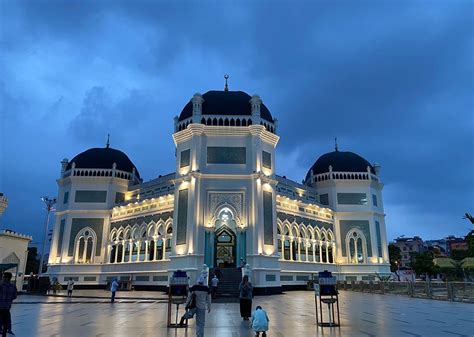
[145,240,149,262]
[289,239,294,261]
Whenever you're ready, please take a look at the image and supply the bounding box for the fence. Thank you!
[337,280,474,303]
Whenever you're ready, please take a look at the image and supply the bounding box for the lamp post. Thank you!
[39,196,56,274]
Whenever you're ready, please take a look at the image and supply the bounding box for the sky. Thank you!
[0,0,473,250]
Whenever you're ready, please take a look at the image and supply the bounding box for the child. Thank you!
[251,305,269,337]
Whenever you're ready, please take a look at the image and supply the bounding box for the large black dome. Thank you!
[305,150,374,183]
[66,147,140,179]
[178,90,274,123]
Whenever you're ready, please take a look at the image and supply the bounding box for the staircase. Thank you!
[209,268,242,298]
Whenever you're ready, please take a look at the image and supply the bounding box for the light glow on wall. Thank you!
[175,245,186,255]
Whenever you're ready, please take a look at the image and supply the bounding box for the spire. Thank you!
[334,137,338,151]
[106,134,110,148]
[224,74,229,91]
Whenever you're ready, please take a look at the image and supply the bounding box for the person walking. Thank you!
[211,275,219,298]
[180,276,211,337]
[251,306,269,337]
[66,278,75,298]
[0,272,17,337]
[110,279,119,303]
[239,275,253,320]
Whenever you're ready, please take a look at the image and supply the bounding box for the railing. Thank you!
[338,280,474,303]
[63,168,135,181]
[314,171,379,182]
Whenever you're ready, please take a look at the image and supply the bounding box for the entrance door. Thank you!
[214,226,236,268]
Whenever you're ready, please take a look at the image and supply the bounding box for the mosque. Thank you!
[47,81,390,293]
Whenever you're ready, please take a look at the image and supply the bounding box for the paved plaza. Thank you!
[12,291,474,337]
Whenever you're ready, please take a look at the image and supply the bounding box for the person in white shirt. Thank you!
[66,278,75,297]
[211,275,219,298]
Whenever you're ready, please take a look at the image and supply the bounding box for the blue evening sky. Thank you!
[0,0,473,250]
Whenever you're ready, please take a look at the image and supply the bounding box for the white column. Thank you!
[154,238,158,261]
[162,237,167,260]
[325,242,329,263]
[305,240,309,262]
[280,236,285,261]
[297,239,301,261]
[289,239,294,261]
[129,241,133,262]
[115,243,119,263]
[121,241,126,262]
[312,241,316,262]
[82,239,88,263]
[137,241,141,262]
[145,240,149,262]
[319,242,323,262]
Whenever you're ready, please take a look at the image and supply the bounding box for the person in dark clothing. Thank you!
[239,275,253,320]
[213,267,222,281]
[0,272,17,337]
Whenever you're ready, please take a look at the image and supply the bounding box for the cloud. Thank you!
[0,0,472,247]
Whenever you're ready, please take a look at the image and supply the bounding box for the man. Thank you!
[179,276,211,337]
[211,275,219,298]
[110,279,119,303]
[66,278,75,298]
[0,272,17,337]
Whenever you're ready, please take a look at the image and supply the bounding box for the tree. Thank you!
[463,213,474,224]
[25,247,40,274]
[388,244,401,272]
[410,251,439,279]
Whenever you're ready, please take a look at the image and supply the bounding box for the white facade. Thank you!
[0,230,32,291]
[47,89,390,291]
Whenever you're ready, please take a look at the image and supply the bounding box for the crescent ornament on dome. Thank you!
[224,74,229,91]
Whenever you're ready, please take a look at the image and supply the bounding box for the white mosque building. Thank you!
[47,85,390,293]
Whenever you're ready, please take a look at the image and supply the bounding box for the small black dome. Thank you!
[178,90,274,123]
[67,147,140,179]
[305,150,374,183]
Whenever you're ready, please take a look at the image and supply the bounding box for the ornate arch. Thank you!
[208,203,243,229]
[345,228,367,264]
[73,227,97,264]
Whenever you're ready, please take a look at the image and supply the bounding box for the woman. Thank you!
[239,275,253,320]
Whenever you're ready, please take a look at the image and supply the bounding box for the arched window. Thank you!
[165,225,173,256]
[139,226,147,262]
[346,229,367,264]
[74,227,97,264]
[283,225,290,260]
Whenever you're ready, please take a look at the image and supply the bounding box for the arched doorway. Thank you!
[214,225,237,268]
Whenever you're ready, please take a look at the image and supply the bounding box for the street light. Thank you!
[39,196,56,274]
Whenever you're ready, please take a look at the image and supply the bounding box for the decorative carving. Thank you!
[208,192,245,228]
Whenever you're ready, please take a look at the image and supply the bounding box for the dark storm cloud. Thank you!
[0,0,472,249]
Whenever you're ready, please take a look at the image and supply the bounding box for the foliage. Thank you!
[25,247,40,274]
[464,213,474,224]
[410,251,439,278]
[388,244,401,272]
[451,249,470,261]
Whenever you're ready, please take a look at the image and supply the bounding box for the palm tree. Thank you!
[463,213,474,224]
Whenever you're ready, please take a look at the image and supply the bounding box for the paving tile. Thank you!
[10,291,474,336]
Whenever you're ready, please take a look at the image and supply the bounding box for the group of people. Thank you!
[179,273,269,337]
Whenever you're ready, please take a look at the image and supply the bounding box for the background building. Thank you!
[0,194,32,290]
[46,87,391,292]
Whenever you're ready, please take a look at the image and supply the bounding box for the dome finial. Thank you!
[106,134,110,148]
[334,137,338,151]
[224,74,229,91]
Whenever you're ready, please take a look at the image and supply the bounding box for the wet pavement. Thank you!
[12,290,474,336]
